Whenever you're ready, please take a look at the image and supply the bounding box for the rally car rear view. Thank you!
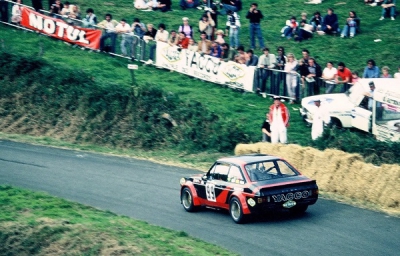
[180,154,318,223]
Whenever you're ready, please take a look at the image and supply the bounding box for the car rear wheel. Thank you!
[230,197,246,224]
[181,187,198,212]
[290,205,308,215]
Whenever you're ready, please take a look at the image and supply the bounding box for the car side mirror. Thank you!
[202,175,208,181]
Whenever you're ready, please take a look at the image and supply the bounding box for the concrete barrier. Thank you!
[235,143,400,215]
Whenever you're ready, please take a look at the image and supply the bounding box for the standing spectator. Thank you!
[197,32,212,54]
[381,66,393,78]
[210,42,223,58]
[180,0,199,10]
[276,46,286,71]
[116,19,132,57]
[146,23,169,64]
[310,11,322,31]
[226,10,241,49]
[245,49,258,66]
[257,47,277,96]
[340,11,360,38]
[282,16,298,40]
[131,18,146,60]
[199,12,215,40]
[284,53,298,104]
[261,113,271,142]
[322,61,337,93]
[322,8,339,35]
[379,0,396,20]
[311,99,330,140]
[177,32,189,49]
[82,8,97,28]
[98,14,119,53]
[49,0,63,18]
[246,3,265,50]
[300,49,310,66]
[365,82,376,110]
[234,45,246,64]
[154,0,172,12]
[363,59,380,78]
[268,96,290,144]
[305,58,322,95]
[351,71,360,84]
[394,65,400,79]
[179,17,193,39]
[31,0,42,12]
[11,0,22,24]
[335,62,352,92]
[221,43,236,61]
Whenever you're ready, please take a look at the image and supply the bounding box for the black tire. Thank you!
[290,205,308,215]
[181,187,198,212]
[330,118,343,129]
[229,197,246,224]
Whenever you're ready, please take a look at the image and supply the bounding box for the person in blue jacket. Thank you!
[363,59,380,78]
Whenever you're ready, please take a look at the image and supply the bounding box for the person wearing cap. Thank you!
[179,17,193,39]
[311,99,330,140]
[180,0,200,10]
[268,96,290,144]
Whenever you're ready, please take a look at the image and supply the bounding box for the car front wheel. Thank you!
[181,187,198,212]
[230,197,246,224]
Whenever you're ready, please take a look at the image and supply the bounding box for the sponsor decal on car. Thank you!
[272,190,311,203]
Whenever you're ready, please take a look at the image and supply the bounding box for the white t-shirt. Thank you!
[323,67,337,82]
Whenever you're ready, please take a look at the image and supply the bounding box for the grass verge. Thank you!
[0,185,236,255]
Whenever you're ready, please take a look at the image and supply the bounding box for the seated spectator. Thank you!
[134,0,156,10]
[379,0,396,20]
[180,0,200,10]
[199,12,215,40]
[187,38,198,51]
[284,53,298,103]
[115,19,132,57]
[305,58,322,95]
[146,23,169,64]
[351,71,360,84]
[363,59,380,78]
[98,14,119,53]
[221,0,242,15]
[234,45,246,64]
[153,0,172,12]
[177,32,189,49]
[322,61,337,93]
[221,43,237,61]
[381,66,392,77]
[394,65,400,79]
[178,17,193,39]
[309,11,322,31]
[197,31,212,54]
[82,8,97,28]
[281,16,298,39]
[168,30,178,46]
[335,62,352,92]
[11,0,22,24]
[322,8,339,35]
[49,0,63,18]
[245,49,258,66]
[215,30,225,44]
[340,11,360,38]
[226,10,241,49]
[300,12,308,23]
[295,20,313,42]
[210,41,223,58]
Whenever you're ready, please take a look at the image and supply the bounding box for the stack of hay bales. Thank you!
[235,143,400,214]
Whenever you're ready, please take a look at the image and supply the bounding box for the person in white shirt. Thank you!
[284,53,298,104]
[322,61,338,93]
[116,19,133,57]
[394,65,400,79]
[146,23,169,64]
[11,0,22,24]
[257,48,277,96]
[311,99,331,140]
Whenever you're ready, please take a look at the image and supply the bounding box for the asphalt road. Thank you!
[0,140,399,256]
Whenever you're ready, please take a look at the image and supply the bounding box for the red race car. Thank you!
[180,154,319,223]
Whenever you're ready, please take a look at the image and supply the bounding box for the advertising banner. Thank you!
[155,42,255,92]
[20,7,102,49]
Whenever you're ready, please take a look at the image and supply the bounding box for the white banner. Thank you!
[155,42,255,92]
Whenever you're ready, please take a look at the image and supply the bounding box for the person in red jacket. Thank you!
[268,96,290,144]
[177,31,189,49]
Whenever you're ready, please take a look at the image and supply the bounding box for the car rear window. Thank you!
[245,160,299,182]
